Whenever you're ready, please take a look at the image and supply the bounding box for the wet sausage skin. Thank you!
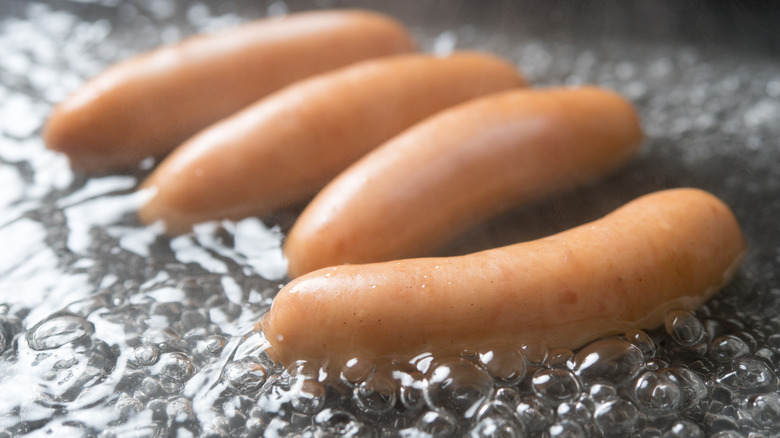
[262,188,746,374]
[44,10,415,172]
[284,86,643,278]
[137,52,526,233]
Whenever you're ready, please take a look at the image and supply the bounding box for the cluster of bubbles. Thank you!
[0,0,778,437]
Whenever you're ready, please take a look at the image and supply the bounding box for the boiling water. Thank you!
[1,1,779,437]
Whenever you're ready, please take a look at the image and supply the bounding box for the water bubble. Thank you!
[131,345,160,367]
[180,308,210,332]
[634,371,684,413]
[156,352,194,383]
[263,417,292,437]
[666,367,708,410]
[494,387,521,408]
[705,414,742,435]
[747,393,780,426]
[588,383,618,405]
[469,416,522,438]
[709,335,750,364]
[135,376,165,401]
[34,338,117,402]
[662,420,703,438]
[477,342,527,385]
[290,377,326,415]
[26,312,94,350]
[716,357,777,395]
[166,397,197,428]
[593,399,639,437]
[557,400,591,423]
[424,359,493,419]
[198,335,226,356]
[415,410,458,438]
[0,327,8,354]
[520,341,548,366]
[548,420,586,438]
[223,358,267,394]
[142,327,183,351]
[546,348,575,369]
[665,311,708,348]
[314,409,368,437]
[114,393,143,419]
[514,396,554,434]
[353,373,397,415]
[476,399,516,424]
[625,329,657,358]
[396,370,426,411]
[574,339,645,385]
[531,368,581,401]
[340,356,376,387]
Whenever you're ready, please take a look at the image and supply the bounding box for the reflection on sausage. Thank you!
[263,188,746,375]
[44,10,415,172]
[138,52,526,233]
[285,86,643,278]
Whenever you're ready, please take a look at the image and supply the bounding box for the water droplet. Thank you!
[531,368,581,401]
[26,312,94,350]
[424,359,493,419]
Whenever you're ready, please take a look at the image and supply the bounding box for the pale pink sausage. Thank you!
[263,188,746,374]
[44,10,415,172]
[138,52,526,233]
[284,86,643,278]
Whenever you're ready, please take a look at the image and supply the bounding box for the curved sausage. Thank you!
[44,9,415,172]
[262,188,746,374]
[284,86,643,277]
[137,52,526,233]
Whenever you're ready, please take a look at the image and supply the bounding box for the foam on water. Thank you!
[0,0,779,436]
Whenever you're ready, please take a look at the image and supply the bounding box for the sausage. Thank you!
[262,188,746,374]
[43,9,415,172]
[284,86,643,278]
[137,52,526,233]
